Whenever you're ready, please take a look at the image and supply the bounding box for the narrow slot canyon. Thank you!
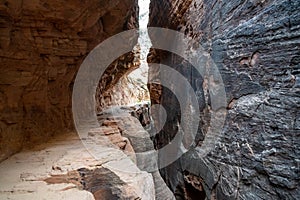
[0,0,299,200]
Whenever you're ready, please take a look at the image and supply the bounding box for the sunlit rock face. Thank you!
[148,0,300,199]
[96,0,152,111]
[95,51,140,111]
[97,74,150,110]
[0,0,138,161]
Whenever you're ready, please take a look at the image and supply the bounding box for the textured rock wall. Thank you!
[148,0,300,199]
[0,0,138,161]
[95,49,150,111]
[95,51,140,111]
[97,74,150,110]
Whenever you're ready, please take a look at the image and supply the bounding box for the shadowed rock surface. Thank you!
[148,0,300,199]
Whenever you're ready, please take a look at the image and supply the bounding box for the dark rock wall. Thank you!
[148,0,300,199]
[0,0,138,161]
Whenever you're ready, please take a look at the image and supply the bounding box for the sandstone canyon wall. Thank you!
[0,0,138,162]
[148,0,300,199]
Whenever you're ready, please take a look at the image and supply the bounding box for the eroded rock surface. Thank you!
[148,0,300,199]
[0,0,138,161]
[97,106,175,199]
[0,108,157,199]
[97,68,151,110]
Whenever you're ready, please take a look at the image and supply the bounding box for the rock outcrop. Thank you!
[0,0,138,161]
[148,0,300,199]
[97,106,175,199]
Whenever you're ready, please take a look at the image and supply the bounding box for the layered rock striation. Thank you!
[0,0,138,161]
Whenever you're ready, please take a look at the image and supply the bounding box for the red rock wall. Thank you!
[0,0,138,161]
